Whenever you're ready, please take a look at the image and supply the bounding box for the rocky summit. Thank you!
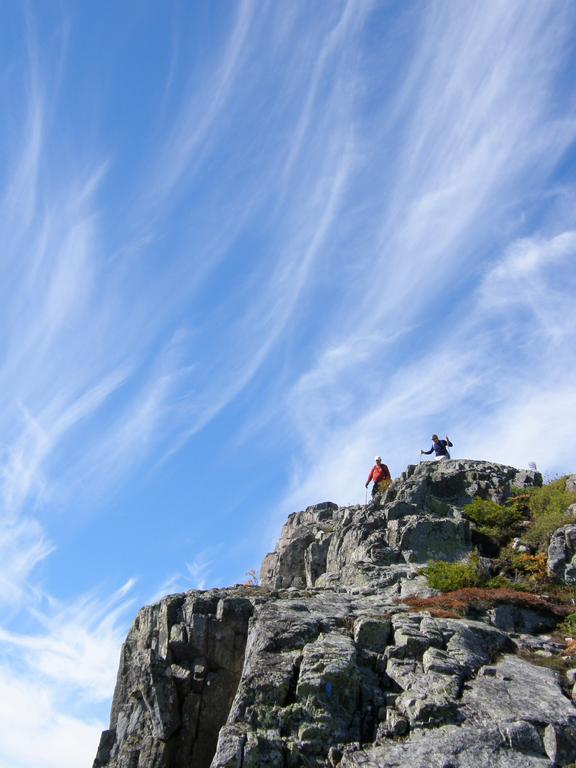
[93,460,576,768]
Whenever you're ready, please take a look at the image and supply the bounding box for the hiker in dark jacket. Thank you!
[421,434,453,460]
[365,456,391,497]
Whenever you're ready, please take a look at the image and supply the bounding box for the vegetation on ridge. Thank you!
[559,612,576,637]
[404,587,571,621]
[423,556,484,592]
[463,477,576,554]
[464,497,523,545]
[522,478,576,550]
[417,476,576,627]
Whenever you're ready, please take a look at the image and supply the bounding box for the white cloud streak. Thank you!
[0,519,54,608]
[0,578,135,767]
[0,665,102,768]
[0,578,136,701]
[151,0,256,201]
[147,549,223,603]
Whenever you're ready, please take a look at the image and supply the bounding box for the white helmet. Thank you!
[374,455,382,461]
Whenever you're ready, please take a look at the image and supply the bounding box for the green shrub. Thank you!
[558,612,576,637]
[526,513,569,551]
[484,575,529,591]
[523,478,576,551]
[423,556,483,592]
[464,498,523,545]
[509,485,530,497]
[529,478,575,516]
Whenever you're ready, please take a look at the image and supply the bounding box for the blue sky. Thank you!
[1,1,575,765]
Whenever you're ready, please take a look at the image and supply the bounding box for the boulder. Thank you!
[487,603,558,633]
[353,616,391,653]
[544,723,576,765]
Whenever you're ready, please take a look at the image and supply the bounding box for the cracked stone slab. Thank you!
[340,724,551,767]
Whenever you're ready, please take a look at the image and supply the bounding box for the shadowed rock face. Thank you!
[94,461,576,768]
[93,592,254,768]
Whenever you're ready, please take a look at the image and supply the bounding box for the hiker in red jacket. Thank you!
[365,456,391,498]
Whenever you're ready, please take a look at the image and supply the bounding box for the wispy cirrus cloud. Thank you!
[0,2,371,508]
[265,1,576,521]
[0,665,102,768]
[0,519,54,608]
[0,578,135,768]
[0,578,136,701]
[355,2,574,331]
[1,2,573,531]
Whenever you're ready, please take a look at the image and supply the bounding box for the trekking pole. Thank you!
[365,487,368,505]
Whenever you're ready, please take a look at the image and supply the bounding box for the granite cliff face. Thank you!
[93,460,576,768]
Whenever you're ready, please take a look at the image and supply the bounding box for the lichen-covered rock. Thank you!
[340,724,551,767]
[487,602,558,633]
[353,616,391,653]
[93,590,254,768]
[544,722,576,765]
[341,654,574,767]
[260,502,339,589]
[208,592,540,766]
[548,524,576,584]
[261,461,540,590]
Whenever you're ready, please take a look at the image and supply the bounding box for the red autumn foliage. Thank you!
[402,587,570,620]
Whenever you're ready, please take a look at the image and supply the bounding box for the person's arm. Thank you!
[383,464,391,480]
[446,436,453,447]
[421,447,433,455]
[365,468,374,487]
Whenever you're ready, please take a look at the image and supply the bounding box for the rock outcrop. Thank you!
[94,460,576,768]
[93,591,255,768]
[548,525,576,584]
[261,460,540,590]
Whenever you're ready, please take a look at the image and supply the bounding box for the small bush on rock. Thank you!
[423,556,483,592]
[493,551,549,588]
[523,478,576,551]
[465,478,576,556]
[484,575,529,591]
[559,613,576,638]
[464,498,523,545]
